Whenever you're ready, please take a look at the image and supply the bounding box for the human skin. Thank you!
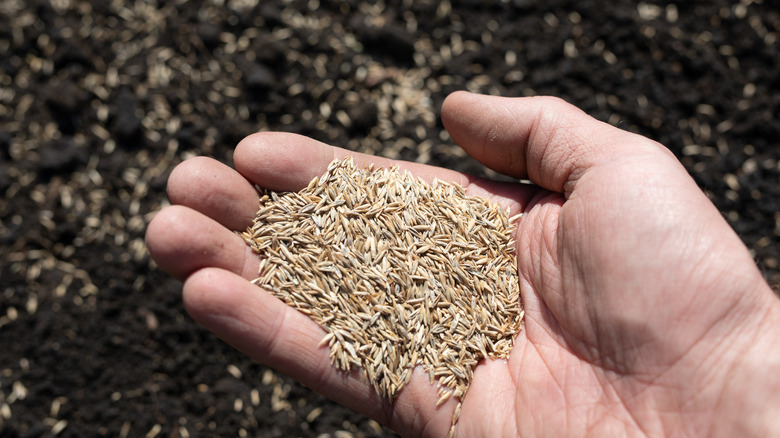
[146,91,780,437]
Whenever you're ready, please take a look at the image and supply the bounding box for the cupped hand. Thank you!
[146,91,780,437]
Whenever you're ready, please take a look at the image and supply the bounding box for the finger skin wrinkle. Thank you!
[480,110,522,178]
[168,156,259,230]
[500,100,527,177]
[240,244,260,280]
[526,100,587,195]
[461,175,530,217]
[253,299,331,391]
[528,338,573,433]
[250,290,291,363]
[592,375,653,437]
[587,331,723,436]
[387,369,453,438]
[407,400,434,438]
[467,359,523,437]
[524,332,648,437]
[301,334,348,395]
[146,205,248,281]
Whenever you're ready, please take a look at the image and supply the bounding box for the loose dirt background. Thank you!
[1,0,779,437]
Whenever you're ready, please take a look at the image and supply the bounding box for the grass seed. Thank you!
[242,157,524,435]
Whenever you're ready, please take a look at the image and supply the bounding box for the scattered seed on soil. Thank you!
[242,157,524,435]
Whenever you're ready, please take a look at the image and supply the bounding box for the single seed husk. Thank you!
[242,157,524,435]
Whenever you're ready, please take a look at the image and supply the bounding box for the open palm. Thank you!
[146,92,779,437]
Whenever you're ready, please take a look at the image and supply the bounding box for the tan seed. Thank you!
[242,157,523,432]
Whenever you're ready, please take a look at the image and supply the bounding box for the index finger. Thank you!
[234,131,534,215]
[234,132,470,190]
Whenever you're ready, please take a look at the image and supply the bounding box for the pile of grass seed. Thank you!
[242,157,523,435]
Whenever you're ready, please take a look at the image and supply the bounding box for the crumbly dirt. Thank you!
[1,1,778,437]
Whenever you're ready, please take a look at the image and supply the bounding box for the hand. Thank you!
[146,91,780,437]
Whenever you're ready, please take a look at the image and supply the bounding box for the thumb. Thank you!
[441,91,669,196]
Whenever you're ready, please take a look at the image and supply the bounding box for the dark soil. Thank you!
[1,1,778,437]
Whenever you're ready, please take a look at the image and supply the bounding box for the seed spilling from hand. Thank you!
[242,157,523,436]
